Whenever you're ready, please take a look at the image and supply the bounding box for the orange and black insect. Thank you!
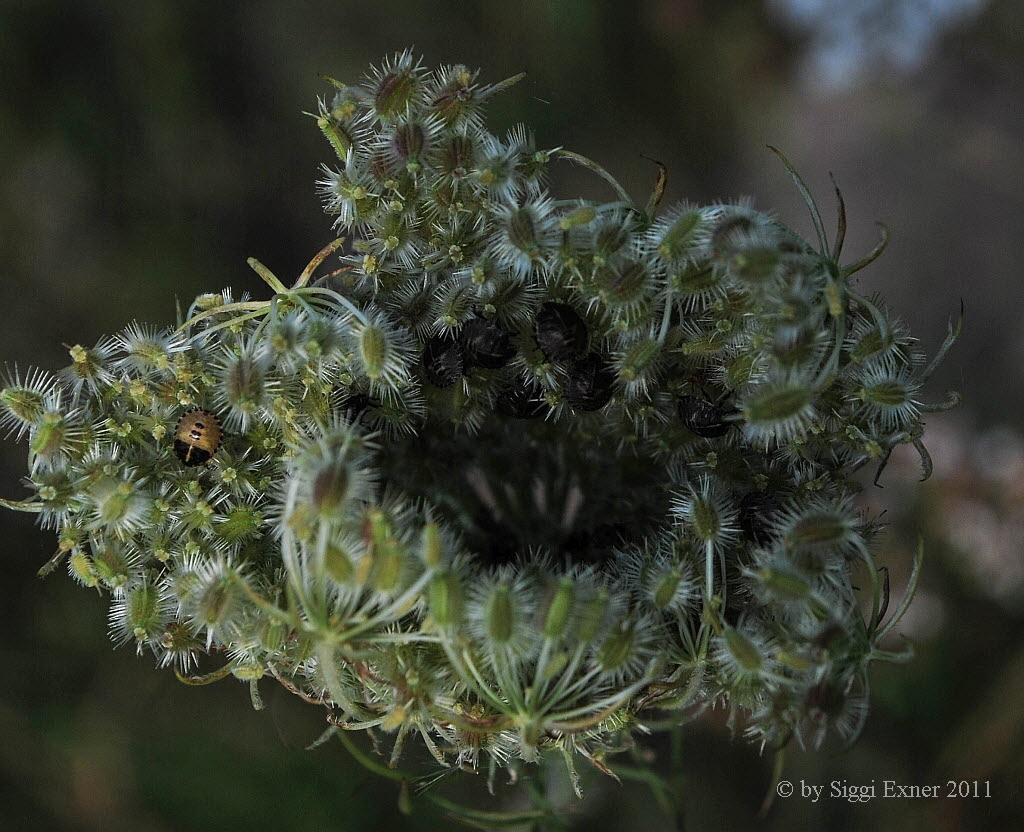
[173,409,222,466]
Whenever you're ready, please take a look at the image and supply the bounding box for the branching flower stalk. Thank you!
[2,51,961,809]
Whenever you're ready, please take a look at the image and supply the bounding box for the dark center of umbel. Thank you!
[377,418,670,565]
[366,304,680,562]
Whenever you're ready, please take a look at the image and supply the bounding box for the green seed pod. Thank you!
[652,568,686,611]
[724,626,762,673]
[349,313,412,389]
[429,571,464,629]
[860,379,912,408]
[311,457,350,518]
[196,571,243,636]
[740,373,817,442]
[259,618,288,653]
[371,535,405,594]
[231,662,266,681]
[427,64,481,126]
[723,350,758,388]
[381,705,408,733]
[437,133,476,178]
[118,582,165,642]
[694,498,722,542]
[543,577,575,640]
[373,63,420,120]
[218,505,263,544]
[485,583,515,645]
[421,522,444,568]
[68,551,98,587]
[745,386,810,425]
[595,259,652,309]
[616,337,661,389]
[66,345,111,391]
[91,545,132,590]
[89,477,148,534]
[506,209,541,258]
[824,281,844,318]
[158,621,201,664]
[180,498,216,533]
[358,325,387,379]
[679,327,727,358]
[655,208,703,260]
[318,115,356,161]
[671,263,721,307]
[389,120,429,166]
[30,411,72,460]
[597,620,638,676]
[786,511,853,550]
[540,650,570,680]
[217,350,270,431]
[169,561,203,606]
[728,247,782,284]
[364,511,404,590]
[324,542,355,584]
[577,587,610,644]
[755,566,811,601]
[558,205,596,231]
[854,367,921,430]
[849,328,892,364]
[776,649,813,672]
[0,386,47,433]
[591,212,633,258]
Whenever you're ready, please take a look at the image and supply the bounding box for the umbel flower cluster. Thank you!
[2,52,961,795]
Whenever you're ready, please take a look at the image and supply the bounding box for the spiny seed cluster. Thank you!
[1,51,961,793]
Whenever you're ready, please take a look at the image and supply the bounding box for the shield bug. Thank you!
[565,353,615,411]
[422,335,465,388]
[495,380,547,419]
[459,317,516,369]
[534,302,588,362]
[677,395,735,438]
[173,409,223,467]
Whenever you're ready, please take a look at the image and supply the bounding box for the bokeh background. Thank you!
[1,1,1022,830]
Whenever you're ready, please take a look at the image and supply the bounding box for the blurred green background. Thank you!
[1,1,1022,829]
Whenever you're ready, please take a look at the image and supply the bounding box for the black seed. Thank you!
[738,491,775,546]
[422,335,465,388]
[495,380,547,419]
[459,317,515,369]
[678,395,734,438]
[174,440,212,467]
[534,302,587,362]
[565,353,615,411]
